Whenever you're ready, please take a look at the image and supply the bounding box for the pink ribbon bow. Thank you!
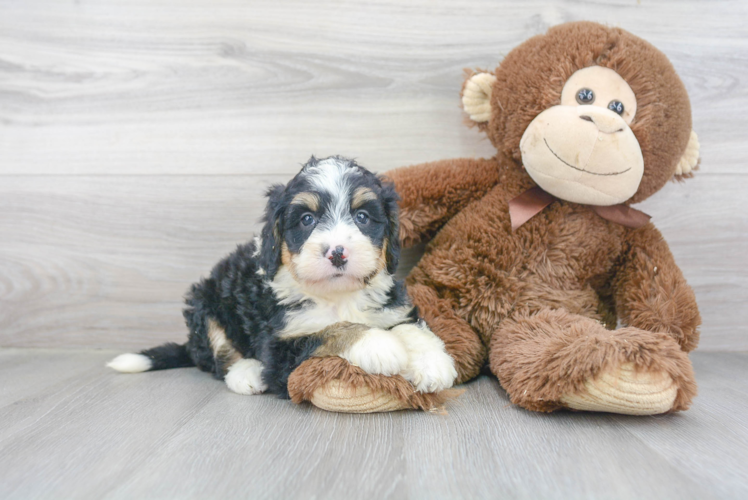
[508,186,651,232]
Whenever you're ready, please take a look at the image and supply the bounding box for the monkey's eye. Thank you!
[608,100,625,115]
[301,213,316,227]
[355,211,370,225]
[576,88,595,104]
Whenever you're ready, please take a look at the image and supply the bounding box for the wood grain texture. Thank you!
[1,0,747,350]
[0,348,746,499]
[0,175,743,350]
[1,0,747,175]
[0,176,283,348]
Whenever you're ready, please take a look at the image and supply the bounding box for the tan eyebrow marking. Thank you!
[351,187,377,209]
[291,192,320,211]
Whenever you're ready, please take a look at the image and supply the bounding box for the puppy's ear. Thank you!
[258,184,286,280]
[380,180,401,275]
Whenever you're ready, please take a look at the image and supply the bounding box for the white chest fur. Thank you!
[270,268,411,338]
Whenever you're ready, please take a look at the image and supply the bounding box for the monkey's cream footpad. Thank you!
[560,362,678,415]
[310,380,411,413]
[287,357,462,413]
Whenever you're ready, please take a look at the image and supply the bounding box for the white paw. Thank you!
[342,329,408,376]
[404,349,458,393]
[224,358,268,395]
[389,322,458,393]
[107,353,152,373]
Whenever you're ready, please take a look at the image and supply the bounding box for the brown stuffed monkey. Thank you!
[288,21,701,415]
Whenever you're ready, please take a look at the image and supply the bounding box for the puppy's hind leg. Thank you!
[206,319,268,395]
[224,358,268,395]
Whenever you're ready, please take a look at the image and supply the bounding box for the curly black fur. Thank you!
[127,156,416,398]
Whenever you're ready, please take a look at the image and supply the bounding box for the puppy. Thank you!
[108,156,457,397]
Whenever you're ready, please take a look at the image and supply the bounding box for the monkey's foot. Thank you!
[560,362,678,415]
[288,357,461,413]
[310,379,410,413]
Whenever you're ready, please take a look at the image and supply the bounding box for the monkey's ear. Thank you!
[674,130,700,179]
[258,184,286,280]
[461,71,497,123]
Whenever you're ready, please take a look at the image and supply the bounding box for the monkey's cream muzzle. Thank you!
[520,104,644,206]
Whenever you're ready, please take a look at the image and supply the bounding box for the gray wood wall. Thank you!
[1,0,746,351]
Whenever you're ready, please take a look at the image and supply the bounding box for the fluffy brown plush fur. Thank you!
[476,21,694,200]
[395,22,700,412]
[291,21,701,414]
[287,357,461,412]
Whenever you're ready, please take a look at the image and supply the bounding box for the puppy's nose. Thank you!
[327,245,348,268]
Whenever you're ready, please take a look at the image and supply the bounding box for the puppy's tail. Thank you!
[107,342,194,373]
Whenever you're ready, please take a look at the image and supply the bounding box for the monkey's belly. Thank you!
[412,188,624,344]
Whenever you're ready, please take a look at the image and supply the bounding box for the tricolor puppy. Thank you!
[108,156,457,397]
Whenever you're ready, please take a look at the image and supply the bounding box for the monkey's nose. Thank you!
[327,245,348,268]
[577,105,626,134]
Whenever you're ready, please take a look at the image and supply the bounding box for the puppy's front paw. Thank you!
[389,322,458,393]
[342,329,408,376]
[225,358,268,395]
[404,349,458,393]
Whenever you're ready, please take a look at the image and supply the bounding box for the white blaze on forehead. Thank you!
[306,157,360,191]
[305,158,362,222]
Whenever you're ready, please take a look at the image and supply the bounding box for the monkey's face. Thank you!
[519,67,644,206]
[461,23,699,204]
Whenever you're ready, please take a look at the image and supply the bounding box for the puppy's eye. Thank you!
[576,88,595,104]
[301,213,316,227]
[355,211,370,225]
[608,100,625,115]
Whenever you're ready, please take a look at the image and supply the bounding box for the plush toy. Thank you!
[288,21,701,414]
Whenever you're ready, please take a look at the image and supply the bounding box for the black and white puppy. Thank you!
[108,156,457,397]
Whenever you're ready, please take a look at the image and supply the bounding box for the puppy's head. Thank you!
[258,156,400,293]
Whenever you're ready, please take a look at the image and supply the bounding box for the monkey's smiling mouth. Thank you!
[544,138,631,176]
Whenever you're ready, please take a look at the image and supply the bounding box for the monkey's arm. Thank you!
[383,158,501,248]
[612,224,701,352]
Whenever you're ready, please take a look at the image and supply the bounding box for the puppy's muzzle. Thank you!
[326,245,348,269]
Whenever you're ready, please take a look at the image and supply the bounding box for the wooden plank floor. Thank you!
[0,348,746,499]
